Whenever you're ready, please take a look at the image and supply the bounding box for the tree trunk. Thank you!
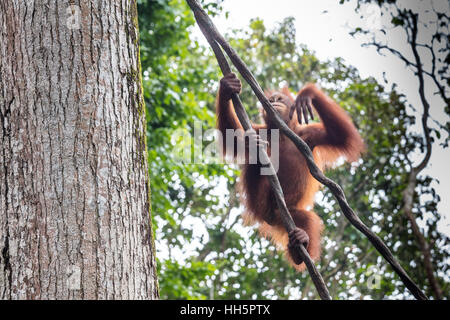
[403,172,443,300]
[0,0,159,299]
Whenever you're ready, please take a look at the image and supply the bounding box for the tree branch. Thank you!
[365,42,417,69]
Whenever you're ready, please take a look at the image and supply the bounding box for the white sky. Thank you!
[191,0,450,236]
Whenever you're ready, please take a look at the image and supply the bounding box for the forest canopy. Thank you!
[138,0,449,300]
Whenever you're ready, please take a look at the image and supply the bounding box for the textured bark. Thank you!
[0,0,159,299]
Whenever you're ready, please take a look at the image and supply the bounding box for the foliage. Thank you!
[138,1,448,299]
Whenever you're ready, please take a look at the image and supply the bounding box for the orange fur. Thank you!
[217,78,364,271]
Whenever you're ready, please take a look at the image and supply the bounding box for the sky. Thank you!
[191,0,450,236]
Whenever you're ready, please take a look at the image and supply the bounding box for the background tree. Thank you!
[0,0,158,299]
[137,0,228,299]
[340,0,449,300]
